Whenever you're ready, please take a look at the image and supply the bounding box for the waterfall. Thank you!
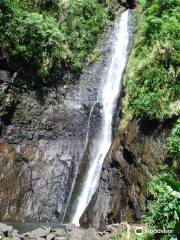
[71,10,131,226]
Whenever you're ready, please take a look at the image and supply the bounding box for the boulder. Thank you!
[68,227,84,240]
[83,228,101,240]
[11,237,21,240]
[55,238,68,240]
[0,223,13,233]
[0,232,5,238]
[27,227,50,239]
[46,233,55,240]
[54,229,67,238]
[65,223,75,232]
[0,70,10,82]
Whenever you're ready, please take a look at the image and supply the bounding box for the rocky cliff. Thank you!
[0,17,120,223]
[80,115,177,229]
[0,0,145,228]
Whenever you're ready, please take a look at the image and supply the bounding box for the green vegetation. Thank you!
[88,48,101,64]
[61,0,106,70]
[122,1,180,239]
[113,232,148,240]
[1,238,13,240]
[144,119,180,240]
[166,119,180,163]
[145,170,180,240]
[0,0,119,77]
[99,0,122,20]
[0,0,67,77]
[124,0,180,120]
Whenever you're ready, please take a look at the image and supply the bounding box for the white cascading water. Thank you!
[72,10,131,226]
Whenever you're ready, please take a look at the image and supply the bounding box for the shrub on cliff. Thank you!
[123,1,180,237]
[166,119,180,163]
[97,0,121,19]
[124,0,180,120]
[145,170,180,240]
[0,5,68,77]
[144,119,180,240]
[0,0,108,77]
[61,0,106,69]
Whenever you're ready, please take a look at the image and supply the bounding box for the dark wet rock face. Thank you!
[0,139,81,222]
[80,120,172,229]
[121,0,136,9]
[127,0,136,9]
[0,20,117,222]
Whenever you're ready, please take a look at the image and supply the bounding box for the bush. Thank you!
[98,0,120,20]
[166,119,180,162]
[124,0,180,120]
[0,0,110,77]
[145,170,180,240]
[11,13,68,76]
[61,0,106,69]
[88,48,101,64]
[144,119,180,240]
[0,0,67,76]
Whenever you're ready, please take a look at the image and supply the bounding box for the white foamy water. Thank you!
[72,10,131,226]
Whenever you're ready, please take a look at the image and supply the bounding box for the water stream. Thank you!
[71,10,131,226]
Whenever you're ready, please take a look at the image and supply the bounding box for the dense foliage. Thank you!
[61,0,106,70]
[123,1,180,239]
[124,0,180,120]
[0,0,119,77]
[145,171,180,240]
[166,119,180,163]
[144,119,180,240]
